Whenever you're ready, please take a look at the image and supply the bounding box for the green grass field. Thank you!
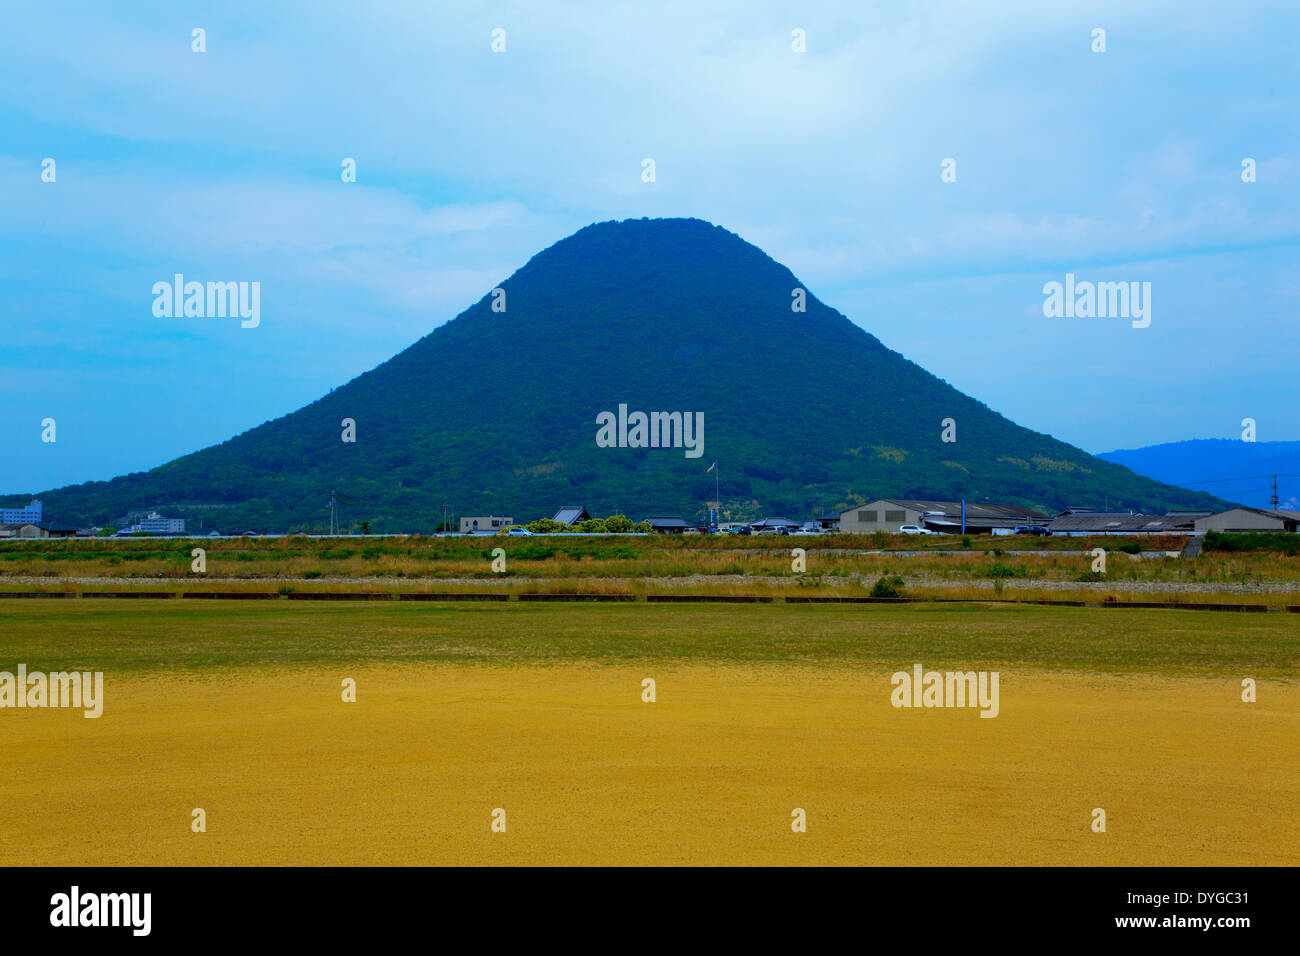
[2,600,1296,677]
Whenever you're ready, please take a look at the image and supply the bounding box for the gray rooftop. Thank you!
[644,516,691,528]
[1048,512,1196,533]
[876,499,1051,520]
[551,506,590,525]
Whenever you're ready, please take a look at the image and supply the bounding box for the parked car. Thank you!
[731,526,751,536]
[501,527,533,536]
[1013,525,1051,536]
[898,525,939,535]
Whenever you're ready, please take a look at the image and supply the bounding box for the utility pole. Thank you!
[715,464,720,528]
[1271,474,1279,510]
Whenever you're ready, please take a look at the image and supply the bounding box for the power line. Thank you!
[1171,472,1299,510]
[1174,473,1300,486]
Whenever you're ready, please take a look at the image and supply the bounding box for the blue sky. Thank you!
[2,0,1298,494]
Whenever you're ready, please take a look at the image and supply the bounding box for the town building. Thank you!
[1193,508,1300,534]
[0,499,42,524]
[123,512,185,534]
[459,515,515,534]
[0,523,46,538]
[0,522,77,539]
[838,499,1050,535]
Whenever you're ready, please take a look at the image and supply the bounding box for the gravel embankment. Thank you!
[5,573,1300,595]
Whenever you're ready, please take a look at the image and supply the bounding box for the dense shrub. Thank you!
[982,562,1028,578]
[1204,531,1300,555]
[870,574,905,598]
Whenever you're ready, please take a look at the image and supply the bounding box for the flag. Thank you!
[706,461,716,473]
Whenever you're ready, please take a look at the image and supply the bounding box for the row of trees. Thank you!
[523,514,653,534]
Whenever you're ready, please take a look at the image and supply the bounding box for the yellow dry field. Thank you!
[2,664,1295,866]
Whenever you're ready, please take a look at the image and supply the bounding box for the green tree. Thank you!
[603,514,633,533]
[526,518,567,534]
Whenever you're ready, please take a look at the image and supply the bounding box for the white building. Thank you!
[459,515,514,534]
[127,512,186,534]
[0,499,42,524]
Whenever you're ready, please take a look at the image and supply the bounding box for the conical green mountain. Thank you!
[21,218,1224,531]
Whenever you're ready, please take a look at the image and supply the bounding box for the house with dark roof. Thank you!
[644,515,691,534]
[810,514,841,532]
[551,506,591,526]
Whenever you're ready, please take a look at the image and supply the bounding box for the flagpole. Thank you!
[715,463,720,528]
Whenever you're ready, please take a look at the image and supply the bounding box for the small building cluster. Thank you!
[0,501,80,538]
[2,496,1297,540]
[467,498,1300,537]
[0,522,78,539]
[0,499,190,539]
[836,500,1300,536]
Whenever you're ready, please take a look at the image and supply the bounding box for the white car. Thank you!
[502,527,533,536]
[898,525,939,535]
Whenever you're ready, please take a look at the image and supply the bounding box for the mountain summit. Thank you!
[19,218,1223,530]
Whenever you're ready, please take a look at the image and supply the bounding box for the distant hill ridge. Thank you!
[1098,439,1300,510]
[9,217,1226,530]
